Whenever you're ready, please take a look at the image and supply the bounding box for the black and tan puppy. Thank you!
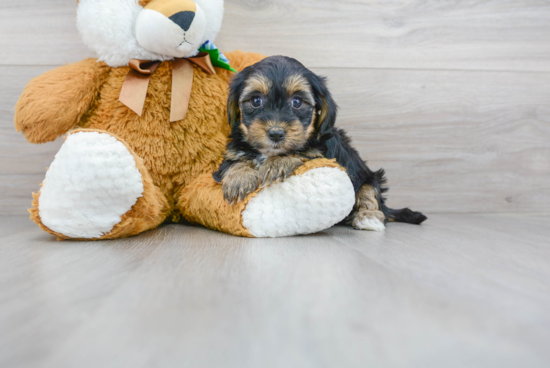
[214,56,426,230]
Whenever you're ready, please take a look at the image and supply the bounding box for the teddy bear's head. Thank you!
[77,0,224,67]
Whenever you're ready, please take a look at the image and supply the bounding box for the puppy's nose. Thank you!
[170,11,195,31]
[268,128,286,143]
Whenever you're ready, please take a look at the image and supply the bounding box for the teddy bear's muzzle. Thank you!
[135,0,207,58]
[170,11,195,31]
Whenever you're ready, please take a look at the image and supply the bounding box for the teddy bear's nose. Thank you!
[136,0,207,58]
[170,11,195,32]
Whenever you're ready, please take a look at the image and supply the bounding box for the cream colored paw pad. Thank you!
[39,132,144,239]
[242,167,355,238]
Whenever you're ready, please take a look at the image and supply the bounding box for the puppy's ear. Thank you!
[227,67,251,127]
[309,73,338,141]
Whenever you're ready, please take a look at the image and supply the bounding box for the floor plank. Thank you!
[0,214,549,368]
[1,1,550,72]
[0,220,173,368]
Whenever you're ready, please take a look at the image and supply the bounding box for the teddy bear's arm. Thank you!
[14,58,111,144]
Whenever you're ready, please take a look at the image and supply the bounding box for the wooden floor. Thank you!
[1,214,549,368]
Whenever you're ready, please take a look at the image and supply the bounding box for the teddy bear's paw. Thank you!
[241,166,355,237]
[38,131,144,239]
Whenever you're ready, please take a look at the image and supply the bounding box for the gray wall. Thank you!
[2,0,549,215]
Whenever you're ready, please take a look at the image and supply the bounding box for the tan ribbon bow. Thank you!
[119,52,216,123]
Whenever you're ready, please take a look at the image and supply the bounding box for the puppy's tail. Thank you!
[370,168,427,225]
[381,205,428,225]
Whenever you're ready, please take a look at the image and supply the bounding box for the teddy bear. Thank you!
[14,0,356,240]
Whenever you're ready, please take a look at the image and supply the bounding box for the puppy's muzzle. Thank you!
[267,127,286,143]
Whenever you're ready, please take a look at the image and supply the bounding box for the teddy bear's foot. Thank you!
[179,159,356,238]
[241,165,355,237]
[32,130,169,240]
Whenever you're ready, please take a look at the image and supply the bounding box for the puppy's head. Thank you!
[228,56,337,156]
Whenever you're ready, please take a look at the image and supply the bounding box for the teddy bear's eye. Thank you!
[251,96,263,108]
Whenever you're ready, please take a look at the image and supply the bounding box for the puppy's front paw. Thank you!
[352,210,386,231]
[259,156,304,187]
[222,164,260,204]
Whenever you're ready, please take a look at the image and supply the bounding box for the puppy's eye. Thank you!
[251,96,263,108]
[291,97,303,109]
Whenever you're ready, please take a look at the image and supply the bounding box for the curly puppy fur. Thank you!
[214,56,427,227]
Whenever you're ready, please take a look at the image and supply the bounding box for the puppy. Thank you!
[213,56,427,230]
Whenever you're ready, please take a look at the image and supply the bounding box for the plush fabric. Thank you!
[38,131,144,239]
[77,0,224,67]
[14,59,110,143]
[180,159,355,238]
[30,129,170,241]
[135,8,206,58]
[242,161,356,237]
[19,52,263,236]
[15,0,356,239]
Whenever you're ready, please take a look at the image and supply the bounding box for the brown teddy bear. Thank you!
[14,0,356,240]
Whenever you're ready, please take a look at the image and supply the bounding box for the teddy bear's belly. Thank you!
[80,63,231,205]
